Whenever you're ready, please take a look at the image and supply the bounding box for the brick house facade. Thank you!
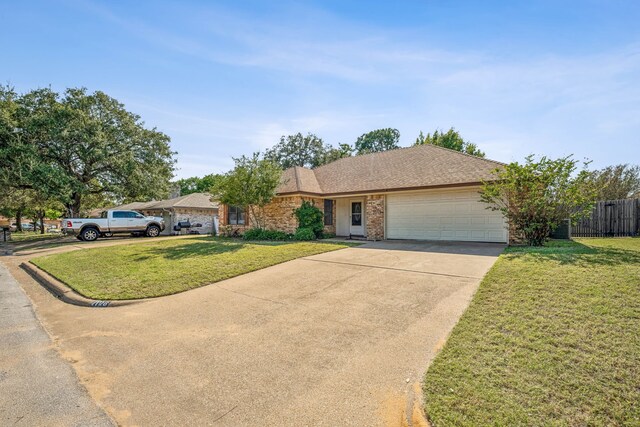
[219,195,338,237]
[219,145,509,243]
[219,194,387,240]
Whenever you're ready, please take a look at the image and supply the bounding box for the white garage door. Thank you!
[386,188,507,243]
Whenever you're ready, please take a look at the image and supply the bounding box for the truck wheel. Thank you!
[81,227,99,242]
[101,232,113,238]
[146,225,160,237]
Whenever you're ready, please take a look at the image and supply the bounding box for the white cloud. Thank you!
[78,0,640,171]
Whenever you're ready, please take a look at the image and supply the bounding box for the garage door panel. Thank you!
[455,217,470,226]
[386,188,507,243]
[487,216,505,226]
[454,204,471,214]
[471,217,487,225]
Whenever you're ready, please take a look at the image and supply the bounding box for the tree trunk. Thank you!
[15,208,23,232]
[248,205,262,229]
[38,211,46,234]
[66,193,82,218]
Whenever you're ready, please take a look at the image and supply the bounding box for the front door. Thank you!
[349,201,364,236]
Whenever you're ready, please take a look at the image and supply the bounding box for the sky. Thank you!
[2,0,639,179]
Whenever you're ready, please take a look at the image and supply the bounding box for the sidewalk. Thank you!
[0,261,113,426]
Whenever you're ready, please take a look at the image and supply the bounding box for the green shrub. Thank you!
[262,229,291,241]
[242,228,265,240]
[294,227,316,241]
[321,232,336,239]
[294,200,324,238]
[242,228,292,241]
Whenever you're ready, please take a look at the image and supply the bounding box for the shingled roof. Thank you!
[276,144,504,196]
[148,193,218,209]
[112,193,218,211]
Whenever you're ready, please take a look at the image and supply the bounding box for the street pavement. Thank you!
[0,261,114,426]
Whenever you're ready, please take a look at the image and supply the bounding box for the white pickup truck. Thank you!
[62,210,165,241]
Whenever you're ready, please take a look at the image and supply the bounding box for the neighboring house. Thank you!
[112,193,218,235]
[219,144,509,243]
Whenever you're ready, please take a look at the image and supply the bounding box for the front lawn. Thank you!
[31,237,351,300]
[423,238,640,426]
[9,231,63,243]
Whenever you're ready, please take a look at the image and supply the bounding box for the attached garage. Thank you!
[386,187,508,243]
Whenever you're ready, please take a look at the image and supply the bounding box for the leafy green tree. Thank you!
[0,86,176,217]
[320,143,353,165]
[354,128,400,155]
[264,133,351,168]
[0,188,63,233]
[211,153,282,228]
[414,127,485,157]
[25,192,65,234]
[264,133,325,168]
[480,155,595,246]
[0,189,29,231]
[587,164,640,200]
[175,173,223,196]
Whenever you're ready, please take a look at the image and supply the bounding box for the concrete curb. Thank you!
[20,261,140,308]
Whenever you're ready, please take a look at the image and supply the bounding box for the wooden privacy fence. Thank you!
[571,198,640,237]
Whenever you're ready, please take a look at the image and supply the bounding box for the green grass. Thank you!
[8,231,63,243]
[423,238,640,426]
[31,237,352,300]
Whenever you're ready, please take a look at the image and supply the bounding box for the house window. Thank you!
[228,206,245,225]
[324,199,334,226]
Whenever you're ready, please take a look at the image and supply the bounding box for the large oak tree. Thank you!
[0,86,175,217]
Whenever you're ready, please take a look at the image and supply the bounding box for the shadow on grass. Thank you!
[130,237,295,261]
[505,239,640,266]
[8,236,70,252]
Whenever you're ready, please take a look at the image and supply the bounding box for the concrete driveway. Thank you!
[7,240,503,426]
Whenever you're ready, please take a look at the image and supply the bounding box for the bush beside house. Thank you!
[480,155,596,246]
[239,202,327,241]
[293,201,324,239]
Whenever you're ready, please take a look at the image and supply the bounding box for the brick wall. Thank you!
[365,195,385,240]
[219,195,336,236]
